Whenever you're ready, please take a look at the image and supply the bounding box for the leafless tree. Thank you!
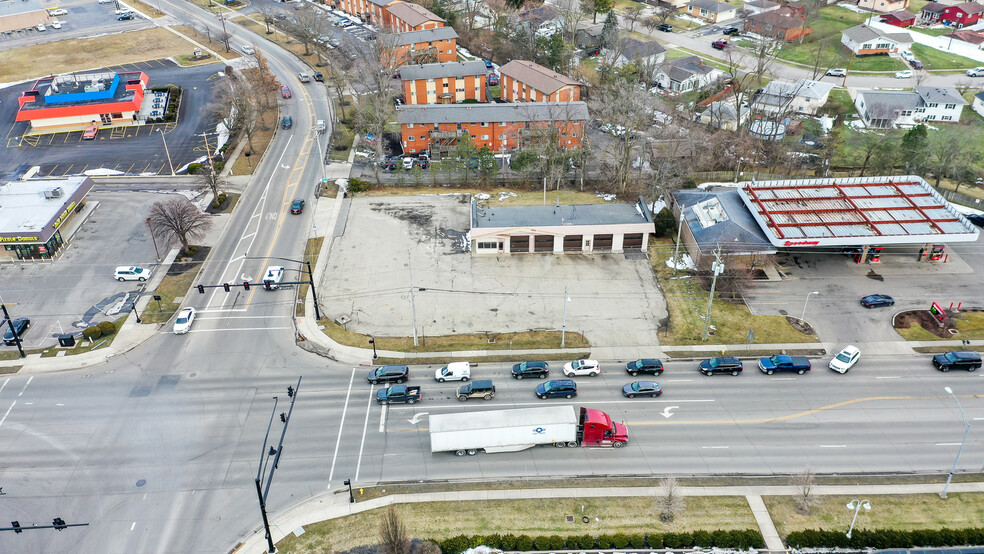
[198,163,225,206]
[848,129,892,177]
[284,4,330,56]
[652,7,673,26]
[148,197,213,255]
[927,128,972,187]
[805,34,839,81]
[792,468,819,515]
[642,15,660,34]
[379,505,411,554]
[624,5,644,33]
[592,79,655,192]
[655,477,685,522]
[258,5,278,35]
[349,39,401,182]
[551,0,584,42]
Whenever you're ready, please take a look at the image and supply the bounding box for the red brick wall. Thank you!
[499,76,580,102]
[400,119,584,154]
[401,75,487,104]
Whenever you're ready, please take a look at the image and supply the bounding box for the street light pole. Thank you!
[344,479,355,503]
[801,291,820,322]
[156,129,175,176]
[845,498,871,538]
[940,386,971,499]
[146,217,161,262]
[369,337,377,359]
[561,286,570,348]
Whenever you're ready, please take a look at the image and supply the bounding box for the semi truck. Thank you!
[429,405,628,456]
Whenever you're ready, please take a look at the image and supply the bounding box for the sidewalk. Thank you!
[237,481,984,554]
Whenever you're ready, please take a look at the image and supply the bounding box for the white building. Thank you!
[855,86,967,128]
[751,78,834,116]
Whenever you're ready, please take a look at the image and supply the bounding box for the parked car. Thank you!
[416,157,429,169]
[966,213,984,227]
[281,116,293,129]
[966,67,984,77]
[281,85,292,99]
[535,379,577,399]
[82,125,98,140]
[825,68,847,77]
[909,59,923,70]
[298,72,311,83]
[314,72,324,82]
[117,13,133,20]
[114,266,151,282]
[829,345,860,373]
[563,359,600,377]
[402,157,414,170]
[48,8,67,15]
[366,365,410,385]
[711,40,729,50]
[482,58,493,69]
[721,26,739,35]
[290,198,304,214]
[625,359,664,376]
[900,50,915,61]
[36,23,46,31]
[3,318,30,345]
[50,21,62,29]
[455,380,495,401]
[894,70,913,79]
[860,294,894,308]
[511,361,549,379]
[380,157,398,171]
[622,381,662,398]
[657,23,673,32]
[699,357,743,376]
[173,307,196,335]
[932,351,982,372]
[487,73,499,86]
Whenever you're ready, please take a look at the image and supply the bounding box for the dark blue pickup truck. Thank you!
[758,355,811,375]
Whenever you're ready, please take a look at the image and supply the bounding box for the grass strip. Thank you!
[296,236,325,317]
[320,319,590,352]
[140,267,200,324]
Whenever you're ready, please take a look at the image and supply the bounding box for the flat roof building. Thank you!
[0,177,94,260]
[16,71,149,131]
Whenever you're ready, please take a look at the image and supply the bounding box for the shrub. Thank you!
[82,325,102,340]
[347,178,373,193]
[477,534,500,549]
[533,535,563,550]
[499,534,517,550]
[611,533,630,548]
[514,534,533,551]
[692,529,712,548]
[628,534,645,549]
[97,320,116,336]
[188,163,203,175]
[565,535,588,549]
[212,161,225,173]
[646,533,663,549]
[653,207,677,237]
[662,532,691,549]
[440,535,470,554]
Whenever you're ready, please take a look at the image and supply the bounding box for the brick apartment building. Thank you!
[336,0,403,26]
[385,2,445,32]
[381,27,459,65]
[498,60,581,102]
[397,102,589,157]
[401,61,488,104]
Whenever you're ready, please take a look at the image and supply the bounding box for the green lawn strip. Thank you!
[276,496,756,553]
[914,345,984,354]
[662,348,827,359]
[765,493,984,537]
[910,26,958,37]
[826,89,854,114]
[373,353,591,365]
[320,319,590,352]
[39,316,127,357]
[140,267,200,324]
[295,236,325,317]
[330,96,356,162]
[895,311,984,341]
[911,43,980,70]
[650,241,818,345]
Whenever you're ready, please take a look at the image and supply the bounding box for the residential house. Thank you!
[881,9,916,26]
[510,5,558,33]
[857,0,909,15]
[745,6,811,41]
[574,22,604,49]
[397,102,590,156]
[751,78,834,116]
[947,29,984,48]
[972,91,984,118]
[613,38,667,68]
[686,0,738,23]
[700,100,750,131]
[401,61,488,104]
[653,55,723,93]
[380,27,459,65]
[920,1,984,27]
[386,2,445,33]
[657,0,691,9]
[743,0,780,16]
[854,86,967,128]
[841,24,912,55]
[499,60,581,102]
[337,0,404,26]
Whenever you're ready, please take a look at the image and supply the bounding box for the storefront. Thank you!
[0,176,93,261]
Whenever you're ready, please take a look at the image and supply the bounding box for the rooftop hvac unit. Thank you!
[42,187,64,199]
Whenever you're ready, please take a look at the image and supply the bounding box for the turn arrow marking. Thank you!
[408,413,429,425]
[660,406,679,418]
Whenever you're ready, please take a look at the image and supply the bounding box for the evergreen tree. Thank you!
[601,10,619,51]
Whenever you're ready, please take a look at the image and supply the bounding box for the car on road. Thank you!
[82,125,98,140]
[622,381,662,398]
[114,266,151,282]
[117,13,133,20]
[894,70,913,79]
[563,359,600,377]
[511,360,549,379]
[825,68,847,77]
[298,72,311,83]
[281,85,292,99]
[711,40,729,50]
[860,294,894,308]
[625,359,664,376]
[314,72,324,82]
[657,23,673,32]
[722,26,740,35]
[967,67,984,77]
[535,379,577,399]
[49,8,67,15]
[966,213,984,227]
[699,357,743,376]
[455,380,495,401]
[281,116,293,129]
[759,355,811,375]
[366,365,410,384]
[290,198,304,214]
[36,23,46,31]
[241,45,255,55]
[3,318,30,345]
[932,351,982,372]
[829,345,860,373]
[173,307,196,335]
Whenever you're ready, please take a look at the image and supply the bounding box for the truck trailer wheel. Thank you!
[554,442,566,448]
[567,442,578,448]
[467,449,477,456]
[612,441,625,448]
[455,450,466,456]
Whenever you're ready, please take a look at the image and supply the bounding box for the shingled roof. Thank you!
[499,60,579,95]
[387,2,445,28]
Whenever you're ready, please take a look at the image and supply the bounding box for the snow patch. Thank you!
[497,191,517,202]
[666,253,695,270]
[84,168,126,176]
[650,198,667,213]
[596,193,617,202]
[474,193,491,200]
[818,115,834,134]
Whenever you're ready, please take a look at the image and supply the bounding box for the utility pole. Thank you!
[255,378,301,553]
[561,286,569,348]
[408,250,418,347]
[702,245,724,341]
[672,210,685,276]
[0,302,26,359]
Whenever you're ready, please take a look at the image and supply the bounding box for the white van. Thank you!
[262,266,285,290]
[435,361,471,382]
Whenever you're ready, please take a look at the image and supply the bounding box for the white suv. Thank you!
[967,67,984,77]
[563,359,601,377]
[114,266,152,282]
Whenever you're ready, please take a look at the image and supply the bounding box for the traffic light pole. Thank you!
[243,255,321,321]
[3,519,88,533]
[0,302,26,359]
[254,377,302,553]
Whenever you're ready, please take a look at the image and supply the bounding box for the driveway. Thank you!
[320,195,667,349]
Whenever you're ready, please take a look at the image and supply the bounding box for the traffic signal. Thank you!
[11,521,21,533]
[264,281,272,291]
[223,283,230,292]
[243,281,250,290]
[280,413,286,423]
[287,385,295,397]
[52,517,66,531]
[197,285,205,294]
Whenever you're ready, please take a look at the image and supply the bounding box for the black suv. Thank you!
[456,380,496,401]
[3,318,30,345]
[933,351,982,372]
[699,357,743,376]
[626,359,664,376]
[512,361,549,379]
[366,365,410,384]
[722,26,740,35]
[657,23,673,32]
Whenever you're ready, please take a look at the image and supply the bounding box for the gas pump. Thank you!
[852,246,882,264]
[929,244,945,261]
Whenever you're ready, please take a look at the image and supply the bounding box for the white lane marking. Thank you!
[875,376,901,379]
[56,403,63,406]
[378,403,387,432]
[194,315,293,320]
[130,522,136,531]
[18,376,33,397]
[160,327,292,335]
[326,368,356,489]
[355,387,374,482]
[0,401,17,428]
[936,442,963,446]
[819,445,846,448]
[973,417,984,421]
[383,399,716,410]
[770,377,796,381]
[660,406,678,418]
[0,378,8,394]
[702,446,729,449]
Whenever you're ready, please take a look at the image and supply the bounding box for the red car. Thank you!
[82,126,98,140]
[281,85,292,99]
[711,40,729,50]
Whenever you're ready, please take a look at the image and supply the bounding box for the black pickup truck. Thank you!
[376,385,422,404]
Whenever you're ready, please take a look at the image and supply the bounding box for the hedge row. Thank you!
[434,529,764,554]
[787,527,984,549]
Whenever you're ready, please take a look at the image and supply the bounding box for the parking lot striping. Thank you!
[629,395,914,426]
[819,445,847,448]
[875,376,902,379]
[327,368,357,489]
[701,446,729,449]
[356,385,375,482]
[936,443,963,446]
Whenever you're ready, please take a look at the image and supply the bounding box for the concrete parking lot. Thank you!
[320,195,667,348]
[0,191,163,350]
[0,59,225,179]
[0,0,153,49]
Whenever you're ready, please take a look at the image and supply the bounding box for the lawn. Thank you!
[127,0,165,17]
[229,110,277,176]
[140,264,201,324]
[911,43,980,70]
[650,240,818,345]
[295,237,324,317]
[330,96,356,162]
[321,319,590,351]
[275,496,757,553]
[765,493,984,537]
[39,316,127,357]
[895,311,984,341]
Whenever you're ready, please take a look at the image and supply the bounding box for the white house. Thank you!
[855,86,967,128]
[841,24,913,55]
[743,0,780,15]
[971,90,984,117]
[751,78,834,116]
[653,55,723,93]
[699,100,750,131]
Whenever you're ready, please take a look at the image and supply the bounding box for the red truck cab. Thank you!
[579,407,628,447]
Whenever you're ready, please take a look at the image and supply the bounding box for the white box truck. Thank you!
[429,406,628,456]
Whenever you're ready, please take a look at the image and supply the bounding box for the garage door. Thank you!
[594,234,613,251]
[510,235,529,253]
[534,235,554,252]
[563,235,582,252]
[623,233,644,249]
